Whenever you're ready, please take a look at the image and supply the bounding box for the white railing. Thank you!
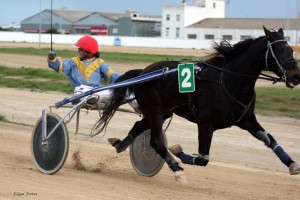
[0,31,220,50]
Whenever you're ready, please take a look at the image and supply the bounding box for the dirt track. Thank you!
[0,44,300,199]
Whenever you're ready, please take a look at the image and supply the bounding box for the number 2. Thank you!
[181,68,191,88]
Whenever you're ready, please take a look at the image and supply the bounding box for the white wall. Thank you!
[0,32,213,50]
[182,28,298,45]
[161,0,225,39]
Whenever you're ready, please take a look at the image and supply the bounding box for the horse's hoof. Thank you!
[174,171,187,183]
[289,162,300,175]
[107,138,121,147]
[168,144,183,156]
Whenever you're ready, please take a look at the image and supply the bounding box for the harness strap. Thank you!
[198,61,281,83]
[218,71,255,123]
[187,93,198,120]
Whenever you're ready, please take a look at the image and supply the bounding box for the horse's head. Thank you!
[264,26,300,88]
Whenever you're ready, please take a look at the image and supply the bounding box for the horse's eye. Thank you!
[277,48,284,53]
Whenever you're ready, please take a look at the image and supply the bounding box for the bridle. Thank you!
[265,39,297,83]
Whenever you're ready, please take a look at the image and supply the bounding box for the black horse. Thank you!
[96,27,300,181]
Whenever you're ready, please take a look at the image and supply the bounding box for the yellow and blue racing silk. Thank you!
[48,56,120,87]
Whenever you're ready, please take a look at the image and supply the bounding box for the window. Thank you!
[166,14,170,21]
[166,27,170,37]
[176,27,180,38]
[205,34,214,40]
[241,35,251,40]
[176,14,180,21]
[112,28,118,34]
[188,34,197,39]
[222,35,232,40]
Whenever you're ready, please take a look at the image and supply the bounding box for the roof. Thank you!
[50,9,92,23]
[137,14,161,20]
[99,12,125,22]
[48,10,161,23]
[187,18,300,30]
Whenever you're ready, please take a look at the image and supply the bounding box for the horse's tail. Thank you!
[91,69,143,136]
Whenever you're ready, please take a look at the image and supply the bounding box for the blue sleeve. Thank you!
[47,58,60,72]
[47,57,76,75]
[99,62,121,84]
[61,59,77,75]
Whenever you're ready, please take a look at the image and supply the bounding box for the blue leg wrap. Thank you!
[177,152,209,166]
[271,142,292,167]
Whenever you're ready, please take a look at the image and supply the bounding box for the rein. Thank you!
[198,61,283,83]
[189,38,294,123]
[191,38,296,84]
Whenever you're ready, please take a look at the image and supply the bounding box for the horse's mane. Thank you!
[206,36,265,66]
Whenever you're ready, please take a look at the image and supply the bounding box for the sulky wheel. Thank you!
[31,113,69,174]
[130,129,167,177]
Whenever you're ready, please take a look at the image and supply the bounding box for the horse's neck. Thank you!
[231,40,266,76]
[223,40,266,98]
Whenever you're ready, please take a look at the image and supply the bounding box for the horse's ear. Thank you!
[263,26,270,37]
[278,28,284,36]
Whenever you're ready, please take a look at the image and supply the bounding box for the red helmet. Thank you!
[75,35,98,54]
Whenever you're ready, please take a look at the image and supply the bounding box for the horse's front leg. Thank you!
[169,125,212,166]
[237,114,300,175]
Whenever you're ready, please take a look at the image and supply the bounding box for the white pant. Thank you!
[74,85,112,103]
[74,85,139,112]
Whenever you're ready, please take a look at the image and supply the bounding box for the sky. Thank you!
[1,0,299,26]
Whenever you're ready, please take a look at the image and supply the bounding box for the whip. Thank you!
[50,0,53,52]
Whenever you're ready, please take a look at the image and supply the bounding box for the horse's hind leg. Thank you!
[237,115,300,175]
[108,118,149,153]
[144,109,185,182]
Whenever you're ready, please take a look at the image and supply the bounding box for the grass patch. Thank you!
[0,66,73,93]
[0,48,199,63]
[0,77,73,93]
[0,115,5,121]
[255,87,300,119]
[0,66,63,79]
[0,114,33,127]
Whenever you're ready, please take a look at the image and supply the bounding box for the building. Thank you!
[20,9,161,37]
[184,18,300,43]
[21,9,92,34]
[115,11,161,37]
[72,12,122,35]
[162,0,299,45]
[19,1,300,45]
[161,0,225,38]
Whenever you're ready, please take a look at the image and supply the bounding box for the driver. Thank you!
[47,35,120,104]
[47,35,139,113]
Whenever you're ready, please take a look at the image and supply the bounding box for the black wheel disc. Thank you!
[130,130,167,177]
[31,113,69,174]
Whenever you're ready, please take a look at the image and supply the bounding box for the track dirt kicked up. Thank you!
[0,44,300,199]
